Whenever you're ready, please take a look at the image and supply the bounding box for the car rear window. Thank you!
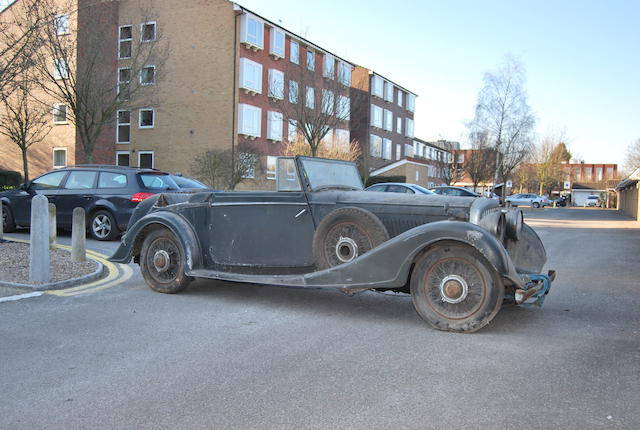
[138,173,179,190]
[98,172,128,189]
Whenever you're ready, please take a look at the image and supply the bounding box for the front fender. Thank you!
[302,220,526,289]
[109,210,203,271]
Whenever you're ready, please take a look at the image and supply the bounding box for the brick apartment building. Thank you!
[0,0,419,189]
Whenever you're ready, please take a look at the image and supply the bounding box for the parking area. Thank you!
[1,207,639,429]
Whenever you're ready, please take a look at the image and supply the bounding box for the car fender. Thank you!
[109,210,203,271]
[86,199,120,217]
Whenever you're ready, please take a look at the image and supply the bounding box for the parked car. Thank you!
[585,195,599,207]
[554,196,569,207]
[505,193,548,208]
[111,156,555,333]
[429,186,481,197]
[170,175,210,191]
[1,165,180,241]
[365,182,434,195]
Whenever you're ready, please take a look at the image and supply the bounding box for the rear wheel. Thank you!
[410,242,504,333]
[140,228,192,294]
[532,202,541,208]
[2,204,16,233]
[89,210,120,241]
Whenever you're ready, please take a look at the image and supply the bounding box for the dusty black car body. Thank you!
[111,157,554,332]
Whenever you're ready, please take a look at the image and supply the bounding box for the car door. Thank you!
[56,170,98,227]
[12,170,68,226]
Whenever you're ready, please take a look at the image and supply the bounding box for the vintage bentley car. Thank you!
[110,157,554,333]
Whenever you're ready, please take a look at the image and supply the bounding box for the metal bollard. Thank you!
[71,207,86,263]
[29,195,50,283]
[49,203,57,250]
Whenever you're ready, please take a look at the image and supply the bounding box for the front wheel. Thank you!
[2,204,16,232]
[139,228,192,294]
[531,201,541,208]
[410,242,504,333]
[89,210,120,241]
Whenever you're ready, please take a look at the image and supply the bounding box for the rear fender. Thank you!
[109,211,202,271]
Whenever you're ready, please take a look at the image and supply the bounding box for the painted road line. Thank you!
[0,292,44,303]
[54,264,134,297]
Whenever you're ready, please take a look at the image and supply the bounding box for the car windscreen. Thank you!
[138,173,179,190]
[411,185,435,194]
[300,158,363,191]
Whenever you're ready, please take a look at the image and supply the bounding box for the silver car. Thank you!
[505,193,546,208]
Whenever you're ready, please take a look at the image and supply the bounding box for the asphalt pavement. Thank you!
[1,208,639,429]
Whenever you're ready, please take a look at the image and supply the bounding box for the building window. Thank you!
[119,25,132,59]
[337,95,350,120]
[334,129,350,150]
[267,111,283,141]
[55,14,69,35]
[139,108,154,128]
[371,105,383,128]
[116,151,130,166]
[288,119,298,141]
[116,110,130,143]
[382,138,392,160]
[372,75,383,98]
[239,58,263,94]
[397,90,403,107]
[322,89,334,115]
[306,87,314,109]
[396,116,402,134]
[323,54,334,79]
[238,103,261,138]
[53,148,67,168]
[596,167,603,181]
[370,134,382,158]
[606,167,614,179]
[290,40,299,64]
[270,27,285,58]
[407,94,416,112]
[140,65,155,85]
[584,167,592,179]
[415,171,419,182]
[288,80,298,104]
[53,59,69,80]
[268,69,284,99]
[141,21,156,42]
[405,144,414,157]
[396,144,402,160]
[118,67,131,100]
[267,156,277,180]
[384,81,393,102]
[383,109,393,131]
[405,118,414,137]
[240,152,256,178]
[306,51,315,71]
[456,153,464,163]
[240,14,264,50]
[138,151,154,168]
[53,104,67,124]
[338,62,351,86]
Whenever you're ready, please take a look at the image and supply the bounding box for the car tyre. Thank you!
[140,228,192,294]
[313,207,389,270]
[2,204,17,232]
[89,210,120,241]
[410,242,504,333]
[532,202,541,209]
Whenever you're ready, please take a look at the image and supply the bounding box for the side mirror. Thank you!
[20,181,31,191]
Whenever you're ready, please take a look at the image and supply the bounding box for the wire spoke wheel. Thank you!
[140,228,192,293]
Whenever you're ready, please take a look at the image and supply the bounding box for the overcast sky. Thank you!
[3,0,638,165]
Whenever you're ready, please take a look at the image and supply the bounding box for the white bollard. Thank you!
[49,203,56,250]
[71,207,86,263]
[29,194,50,283]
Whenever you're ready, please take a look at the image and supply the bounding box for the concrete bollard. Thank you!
[49,203,57,250]
[71,207,86,263]
[29,194,50,283]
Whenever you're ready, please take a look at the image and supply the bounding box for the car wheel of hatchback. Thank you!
[89,210,120,241]
[532,202,541,208]
[2,204,17,233]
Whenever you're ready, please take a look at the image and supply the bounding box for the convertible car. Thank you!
[110,157,554,333]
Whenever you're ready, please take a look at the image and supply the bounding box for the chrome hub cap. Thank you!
[439,275,469,304]
[153,250,171,273]
[335,237,359,263]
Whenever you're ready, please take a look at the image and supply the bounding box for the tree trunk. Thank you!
[21,147,29,182]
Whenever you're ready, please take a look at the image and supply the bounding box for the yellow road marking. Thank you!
[52,264,134,297]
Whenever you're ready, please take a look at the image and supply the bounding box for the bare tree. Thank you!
[283,132,361,162]
[430,141,461,185]
[464,132,496,191]
[623,138,640,175]
[469,56,536,189]
[190,143,262,190]
[28,0,167,163]
[0,70,51,181]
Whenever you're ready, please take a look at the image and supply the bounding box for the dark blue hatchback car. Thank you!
[1,165,180,240]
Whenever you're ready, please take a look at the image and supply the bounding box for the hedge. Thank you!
[0,169,22,190]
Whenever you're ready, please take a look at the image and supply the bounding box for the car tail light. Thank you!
[131,192,155,202]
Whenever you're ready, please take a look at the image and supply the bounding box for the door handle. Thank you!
[295,209,307,218]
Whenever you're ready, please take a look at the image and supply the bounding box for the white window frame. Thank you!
[322,89,334,115]
[288,80,298,104]
[407,94,416,112]
[334,129,350,150]
[337,95,350,120]
[396,116,402,134]
[371,105,383,128]
[267,156,277,180]
[116,110,131,143]
[384,81,393,102]
[306,50,315,71]
[397,90,403,107]
[288,119,298,142]
[53,147,67,169]
[116,151,131,166]
[268,69,284,100]
[55,14,70,36]
[405,143,414,157]
[370,134,382,158]
[382,138,392,160]
[138,151,154,169]
[238,103,262,138]
[396,144,402,160]
[383,109,393,131]
[372,75,384,98]
[118,25,132,59]
[405,118,414,138]
[239,58,263,94]
[140,65,156,85]
[52,104,67,124]
[306,87,314,109]
[269,27,285,59]
[338,62,351,86]
[240,152,256,179]
[240,14,264,50]
[139,108,155,129]
[323,54,335,79]
[290,40,299,64]
[267,111,284,141]
[140,21,156,42]
[118,67,131,100]
[53,58,69,80]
